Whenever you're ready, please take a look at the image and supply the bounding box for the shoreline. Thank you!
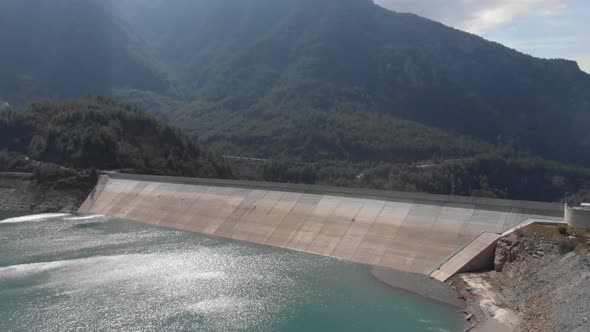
[454,273,518,332]
[370,267,470,331]
[0,173,90,214]
[370,266,465,309]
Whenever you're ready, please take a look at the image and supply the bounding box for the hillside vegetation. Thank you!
[0,97,232,178]
[1,0,589,202]
[252,156,590,202]
[112,0,590,166]
[1,0,588,167]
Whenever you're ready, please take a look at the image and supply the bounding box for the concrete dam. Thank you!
[80,173,563,277]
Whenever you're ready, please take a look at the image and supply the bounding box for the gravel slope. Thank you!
[455,225,590,332]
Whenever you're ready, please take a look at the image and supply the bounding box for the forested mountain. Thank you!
[1,0,590,201]
[0,0,168,105]
[110,0,590,166]
[0,96,232,178]
[2,0,589,166]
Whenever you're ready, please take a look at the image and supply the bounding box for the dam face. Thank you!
[80,174,563,275]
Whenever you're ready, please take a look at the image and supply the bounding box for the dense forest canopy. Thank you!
[0,97,232,178]
[1,96,588,202]
[274,157,590,203]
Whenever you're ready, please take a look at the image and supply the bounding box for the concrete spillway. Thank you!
[80,173,563,275]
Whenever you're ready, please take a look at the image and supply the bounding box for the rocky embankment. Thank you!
[454,224,590,332]
[0,173,91,213]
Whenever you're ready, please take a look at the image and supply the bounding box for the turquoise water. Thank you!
[0,214,461,331]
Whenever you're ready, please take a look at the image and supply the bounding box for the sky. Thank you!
[375,0,590,73]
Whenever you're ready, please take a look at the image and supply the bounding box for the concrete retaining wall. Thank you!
[565,205,590,230]
[430,218,567,281]
[430,232,501,281]
[80,173,563,275]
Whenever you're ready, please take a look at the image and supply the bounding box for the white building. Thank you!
[565,203,590,230]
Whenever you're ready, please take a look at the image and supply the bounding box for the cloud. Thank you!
[374,0,567,34]
[577,56,590,73]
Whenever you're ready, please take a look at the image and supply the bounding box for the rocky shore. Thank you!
[0,172,91,214]
[454,224,590,332]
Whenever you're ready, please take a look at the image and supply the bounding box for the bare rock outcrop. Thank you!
[494,234,521,272]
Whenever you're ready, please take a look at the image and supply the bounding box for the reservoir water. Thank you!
[0,213,461,331]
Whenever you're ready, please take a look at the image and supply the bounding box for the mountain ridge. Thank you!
[1,0,589,170]
[0,0,169,104]
[110,0,590,165]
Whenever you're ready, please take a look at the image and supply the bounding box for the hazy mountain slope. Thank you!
[112,0,590,166]
[0,0,168,105]
[0,96,232,178]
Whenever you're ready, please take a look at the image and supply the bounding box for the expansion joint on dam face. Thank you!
[80,174,563,275]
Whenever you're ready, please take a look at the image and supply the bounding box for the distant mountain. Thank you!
[0,96,232,178]
[111,0,590,166]
[2,0,589,169]
[0,0,168,105]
